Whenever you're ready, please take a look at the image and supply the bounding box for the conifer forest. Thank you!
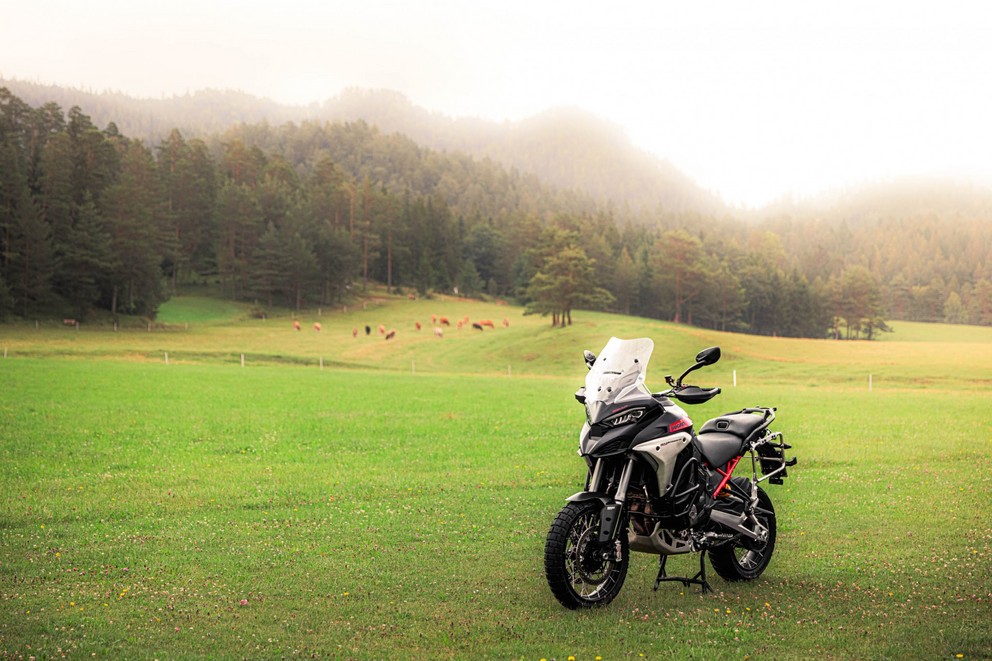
[2,86,991,337]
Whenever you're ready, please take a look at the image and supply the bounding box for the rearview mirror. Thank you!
[695,346,721,366]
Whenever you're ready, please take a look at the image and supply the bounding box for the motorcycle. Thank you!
[544,337,796,609]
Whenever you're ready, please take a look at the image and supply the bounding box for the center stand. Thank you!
[653,552,712,594]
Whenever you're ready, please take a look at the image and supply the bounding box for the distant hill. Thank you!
[0,79,724,216]
[315,89,725,216]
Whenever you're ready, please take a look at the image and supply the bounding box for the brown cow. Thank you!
[293,320,301,331]
[352,327,358,338]
[313,322,322,332]
[378,324,386,335]
[415,321,422,331]
[385,330,396,340]
[64,318,77,327]
[479,319,495,329]
[440,317,450,326]
[431,314,437,324]
[502,318,510,328]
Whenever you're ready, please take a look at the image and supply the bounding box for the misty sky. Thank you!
[3,0,991,207]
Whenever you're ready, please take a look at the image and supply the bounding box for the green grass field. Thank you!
[1,294,990,659]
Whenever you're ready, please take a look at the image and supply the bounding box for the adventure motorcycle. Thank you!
[544,337,796,609]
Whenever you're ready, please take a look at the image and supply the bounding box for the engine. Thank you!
[626,449,713,534]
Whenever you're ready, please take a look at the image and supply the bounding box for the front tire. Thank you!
[709,484,777,581]
[544,501,629,609]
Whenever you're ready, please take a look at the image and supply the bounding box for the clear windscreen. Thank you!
[584,337,654,409]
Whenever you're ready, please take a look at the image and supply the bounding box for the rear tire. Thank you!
[544,501,629,609]
[709,485,776,581]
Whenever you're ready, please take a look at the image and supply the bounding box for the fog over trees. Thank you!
[2,83,990,336]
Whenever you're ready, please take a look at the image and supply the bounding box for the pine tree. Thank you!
[652,230,706,324]
[215,181,263,299]
[247,222,283,308]
[101,139,166,316]
[526,244,614,326]
[157,130,217,287]
[7,191,55,315]
[59,195,113,318]
[282,231,319,311]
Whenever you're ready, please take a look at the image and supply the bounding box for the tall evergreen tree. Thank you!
[157,130,217,287]
[526,244,614,326]
[7,191,55,315]
[215,181,263,299]
[101,139,165,316]
[247,222,283,308]
[59,195,113,318]
[652,229,706,324]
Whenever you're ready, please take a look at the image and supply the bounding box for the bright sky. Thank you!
[3,0,991,207]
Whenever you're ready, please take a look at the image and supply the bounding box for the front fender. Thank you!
[566,491,614,505]
[565,491,623,543]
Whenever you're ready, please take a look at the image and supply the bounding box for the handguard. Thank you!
[671,385,721,405]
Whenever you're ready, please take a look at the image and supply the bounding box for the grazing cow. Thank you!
[457,320,464,330]
[352,327,358,338]
[365,325,371,336]
[378,324,386,335]
[472,322,484,331]
[407,293,416,300]
[479,319,495,329]
[313,322,322,332]
[385,330,396,340]
[440,317,450,326]
[431,314,437,324]
[503,318,510,328]
[64,318,77,327]
[415,321,422,331]
[293,320,301,331]
[433,326,444,338]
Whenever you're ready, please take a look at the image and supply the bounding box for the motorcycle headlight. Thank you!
[603,407,645,428]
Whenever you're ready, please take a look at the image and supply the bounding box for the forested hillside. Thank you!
[0,79,722,216]
[2,85,991,335]
[757,181,992,325]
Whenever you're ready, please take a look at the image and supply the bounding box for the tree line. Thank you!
[2,88,989,335]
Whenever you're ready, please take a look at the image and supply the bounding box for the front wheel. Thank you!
[544,501,629,609]
[709,484,777,581]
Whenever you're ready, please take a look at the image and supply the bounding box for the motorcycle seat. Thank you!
[699,412,767,441]
[695,412,770,467]
[693,432,743,468]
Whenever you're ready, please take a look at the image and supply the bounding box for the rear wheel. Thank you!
[544,501,629,609]
[709,484,776,581]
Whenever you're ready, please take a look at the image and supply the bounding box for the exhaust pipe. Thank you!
[709,509,766,542]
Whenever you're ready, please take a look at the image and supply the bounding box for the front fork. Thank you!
[576,457,635,544]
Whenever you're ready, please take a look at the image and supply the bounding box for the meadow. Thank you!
[1,293,990,659]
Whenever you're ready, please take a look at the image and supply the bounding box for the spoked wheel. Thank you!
[709,484,777,581]
[544,501,629,609]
